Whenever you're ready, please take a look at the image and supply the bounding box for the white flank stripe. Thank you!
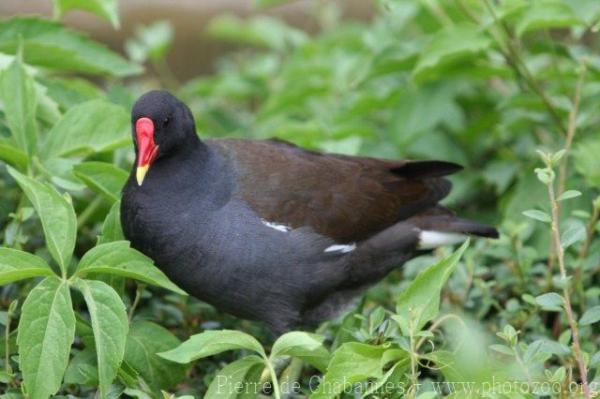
[324,243,356,254]
[262,220,291,232]
[418,231,467,249]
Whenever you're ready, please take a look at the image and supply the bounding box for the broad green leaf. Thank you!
[74,278,128,399]
[0,247,54,284]
[205,355,265,399]
[270,331,330,372]
[579,306,600,326]
[73,162,128,202]
[124,321,188,391]
[41,100,130,159]
[0,47,37,157]
[0,17,141,76]
[523,209,551,223]
[361,355,409,398]
[516,1,582,36]
[34,80,61,125]
[64,349,99,386]
[98,201,124,244]
[17,277,76,399]
[311,343,386,399]
[395,241,469,332]
[535,292,564,311]
[39,76,103,110]
[158,330,266,364]
[53,0,120,28]
[8,167,76,274]
[412,24,491,83]
[0,140,28,169]
[75,241,186,295]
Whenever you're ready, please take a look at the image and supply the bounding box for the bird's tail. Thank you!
[347,207,497,283]
[407,206,498,249]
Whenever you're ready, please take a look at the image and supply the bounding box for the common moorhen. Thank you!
[121,90,498,334]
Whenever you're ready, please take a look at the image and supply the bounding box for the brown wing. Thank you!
[209,138,461,243]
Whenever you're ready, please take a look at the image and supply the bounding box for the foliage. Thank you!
[0,0,599,398]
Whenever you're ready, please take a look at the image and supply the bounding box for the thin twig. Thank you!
[546,179,591,398]
[128,283,145,323]
[558,64,587,197]
[481,0,568,135]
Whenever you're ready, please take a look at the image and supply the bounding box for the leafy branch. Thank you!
[532,151,591,398]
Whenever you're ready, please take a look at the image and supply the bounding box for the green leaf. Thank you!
[53,0,120,28]
[556,190,581,202]
[395,241,469,332]
[8,167,77,274]
[412,24,491,83]
[158,330,266,364]
[0,140,28,169]
[124,21,174,64]
[124,321,188,391]
[0,17,141,76]
[535,292,564,311]
[0,46,37,157]
[270,331,330,372]
[523,209,552,223]
[41,100,130,159]
[74,278,128,399]
[312,343,386,399]
[516,1,582,36]
[75,241,186,295]
[17,277,76,399]
[204,355,265,399]
[73,162,128,202]
[560,221,585,249]
[490,344,514,356]
[98,201,124,244]
[64,349,99,386]
[579,306,600,326]
[0,247,54,284]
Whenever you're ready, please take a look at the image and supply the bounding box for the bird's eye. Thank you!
[163,117,170,127]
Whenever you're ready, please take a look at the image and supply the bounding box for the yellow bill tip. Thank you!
[136,165,149,186]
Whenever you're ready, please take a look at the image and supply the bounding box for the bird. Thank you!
[121,90,498,334]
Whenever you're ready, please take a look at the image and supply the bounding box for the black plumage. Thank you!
[121,90,498,334]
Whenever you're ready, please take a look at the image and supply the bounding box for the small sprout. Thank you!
[536,149,551,164]
[551,366,566,383]
[551,149,566,165]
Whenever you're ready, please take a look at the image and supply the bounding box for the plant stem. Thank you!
[546,180,591,398]
[408,313,419,399]
[4,306,12,377]
[482,0,568,135]
[278,357,303,397]
[77,196,104,230]
[558,65,587,198]
[265,359,282,399]
[128,283,145,323]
